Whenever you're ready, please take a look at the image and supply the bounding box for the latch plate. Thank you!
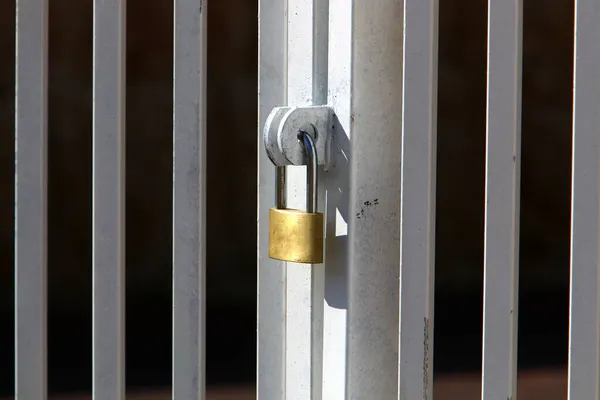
[263,105,335,170]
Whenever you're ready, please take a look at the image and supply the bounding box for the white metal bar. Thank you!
[257,0,287,396]
[322,0,351,397]
[568,0,600,397]
[397,0,438,396]
[92,0,126,398]
[481,0,523,398]
[285,0,328,398]
[172,0,207,399]
[14,0,48,398]
[346,0,404,398]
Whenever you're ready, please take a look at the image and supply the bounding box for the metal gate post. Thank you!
[257,0,287,397]
[398,0,439,397]
[259,0,439,398]
[258,0,333,397]
[323,0,351,398]
[14,0,48,398]
[92,0,126,398]
[568,0,600,397]
[481,0,523,398]
[282,0,328,398]
[172,0,208,398]
[344,0,405,397]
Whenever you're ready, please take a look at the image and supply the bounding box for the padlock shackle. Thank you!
[299,130,318,213]
[274,130,318,213]
[276,166,286,209]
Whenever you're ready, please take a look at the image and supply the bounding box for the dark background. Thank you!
[0,0,574,396]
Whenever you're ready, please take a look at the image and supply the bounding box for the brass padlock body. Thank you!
[268,208,324,263]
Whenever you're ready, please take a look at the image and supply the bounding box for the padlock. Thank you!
[268,130,324,264]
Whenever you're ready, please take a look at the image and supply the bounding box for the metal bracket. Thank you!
[263,106,335,171]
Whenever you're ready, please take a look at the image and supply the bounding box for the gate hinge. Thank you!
[263,106,335,171]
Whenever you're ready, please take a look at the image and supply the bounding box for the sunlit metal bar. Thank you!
[481,0,523,398]
[14,0,48,398]
[322,0,351,397]
[397,0,439,396]
[568,0,600,397]
[257,0,287,397]
[92,0,126,398]
[284,0,328,397]
[172,0,208,399]
[345,0,404,398]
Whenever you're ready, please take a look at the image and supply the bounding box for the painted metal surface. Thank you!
[346,0,404,398]
[568,0,600,397]
[322,0,351,397]
[481,0,523,398]
[172,0,207,399]
[284,0,329,397]
[257,0,287,396]
[14,0,48,398]
[92,0,126,398]
[398,0,439,396]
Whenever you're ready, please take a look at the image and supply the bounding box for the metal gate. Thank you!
[14,0,206,398]
[9,0,600,399]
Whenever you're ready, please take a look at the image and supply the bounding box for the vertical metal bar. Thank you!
[398,0,438,396]
[92,0,126,398]
[276,166,287,208]
[172,0,207,399]
[346,0,404,398]
[481,0,523,398]
[14,0,48,398]
[568,0,600,397]
[285,0,328,397]
[257,0,287,396]
[322,0,351,396]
